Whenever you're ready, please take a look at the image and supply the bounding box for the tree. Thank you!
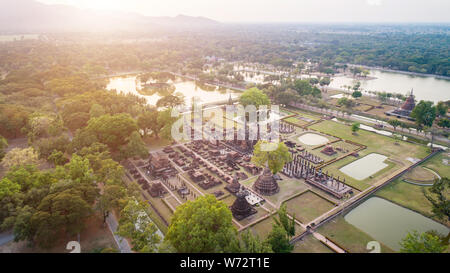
[411,101,437,129]
[64,112,91,132]
[1,147,39,169]
[117,199,161,253]
[11,205,35,243]
[352,91,362,98]
[48,150,68,166]
[31,190,92,248]
[266,223,293,253]
[274,204,296,239]
[319,77,331,91]
[251,141,292,174]
[0,177,21,199]
[97,184,127,225]
[137,109,161,137]
[157,108,178,141]
[165,195,239,253]
[337,97,355,109]
[85,114,138,150]
[156,95,184,108]
[238,231,272,253]
[351,123,360,134]
[436,101,448,117]
[437,118,450,128]
[387,119,402,131]
[277,89,300,106]
[119,131,148,160]
[89,104,106,119]
[0,135,7,160]
[400,231,447,253]
[423,177,449,222]
[239,87,271,108]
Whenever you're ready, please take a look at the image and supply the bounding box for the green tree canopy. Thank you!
[165,195,239,253]
[0,135,7,160]
[239,87,271,108]
[266,223,293,253]
[117,199,161,253]
[400,230,447,253]
[423,177,449,222]
[251,141,292,174]
[411,100,437,129]
[85,113,138,150]
[137,109,162,137]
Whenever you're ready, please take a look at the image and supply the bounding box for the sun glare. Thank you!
[66,0,125,11]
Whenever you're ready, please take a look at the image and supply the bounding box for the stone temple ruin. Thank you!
[298,150,324,164]
[282,155,353,199]
[253,167,280,196]
[230,190,257,220]
[321,145,337,156]
[225,173,241,194]
[280,122,295,134]
[385,89,416,121]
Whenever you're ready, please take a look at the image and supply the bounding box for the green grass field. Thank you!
[264,175,310,206]
[284,191,336,224]
[422,152,450,178]
[317,216,394,253]
[310,120,429,190]
[293,234,334,253]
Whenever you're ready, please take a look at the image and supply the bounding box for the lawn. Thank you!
[310,120,429,190]
[322,151,397,191]
[284,116,309,127]
[403,166,437,182]
[310,120,429,163]
[245,216,304,239]
[293,234,334,253]
[266,176,310,206]
[422,152,450,178]
[317,216,394,253]
[246,217,275,239]
[376,178,450,226]
[284,191,336,224]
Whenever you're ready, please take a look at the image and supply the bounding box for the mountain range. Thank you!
[0,0,220,33]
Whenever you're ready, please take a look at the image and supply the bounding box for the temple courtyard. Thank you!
[122,106,446,253]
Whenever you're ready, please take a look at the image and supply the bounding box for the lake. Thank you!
[345,197,449,251]
[329,69,450,103]
[106,75,239,108]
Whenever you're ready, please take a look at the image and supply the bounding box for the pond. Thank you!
[107,75,239,108]
[329,69,450,103]
[345,197,449,251]
[297,133,329,146]
[339,153,388,180]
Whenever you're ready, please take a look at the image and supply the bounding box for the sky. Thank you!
[36,0,450,23]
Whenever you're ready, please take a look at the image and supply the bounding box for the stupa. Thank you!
[386,89,416,121]
[230,190,257,220]
[321,145,337,156]
[253,167,279,196]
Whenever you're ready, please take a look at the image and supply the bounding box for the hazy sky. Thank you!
[37,0,450,23]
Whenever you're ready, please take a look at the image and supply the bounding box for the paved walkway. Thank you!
[0,232,14,246]
[105,213,132,253]
[312,232,346,253]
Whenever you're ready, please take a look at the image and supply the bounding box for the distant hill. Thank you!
[0,0,220,33]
